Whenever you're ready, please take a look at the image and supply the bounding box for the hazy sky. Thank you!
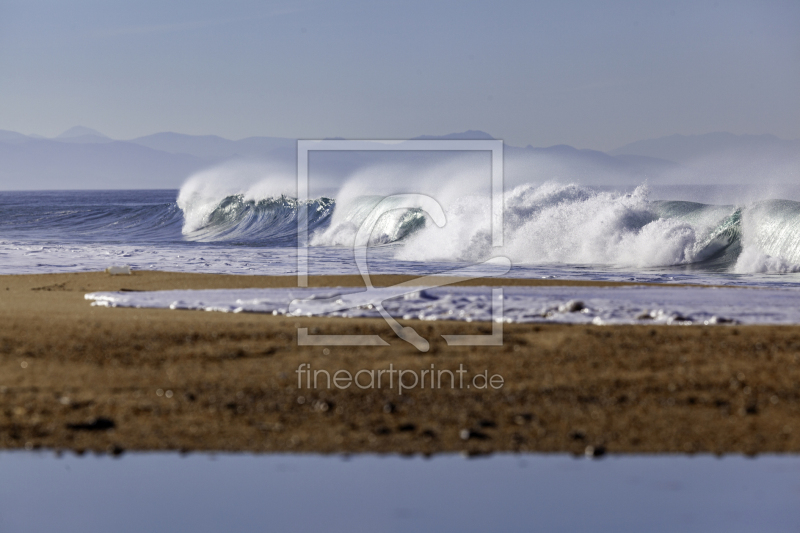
[1,0,797,150]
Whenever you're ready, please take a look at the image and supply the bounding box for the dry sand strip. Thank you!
[0,271,799,457]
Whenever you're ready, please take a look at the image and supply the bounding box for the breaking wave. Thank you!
[3,181,798,274]
[180,194,334,244]
[173,178,800,274]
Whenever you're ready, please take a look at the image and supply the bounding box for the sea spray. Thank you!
[396,184,740,268]
[169,159,800,273]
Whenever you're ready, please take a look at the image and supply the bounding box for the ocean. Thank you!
[3,182,800,325]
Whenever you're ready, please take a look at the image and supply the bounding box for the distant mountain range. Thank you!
[610,132,800,164]
[0,127,797,190]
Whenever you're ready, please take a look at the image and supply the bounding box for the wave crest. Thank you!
[175,162,800,273]
[182,194,334,244]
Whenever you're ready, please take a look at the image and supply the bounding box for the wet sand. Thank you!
[1,271,799,456]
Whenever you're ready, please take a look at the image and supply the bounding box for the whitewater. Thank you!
[3,179,800,282]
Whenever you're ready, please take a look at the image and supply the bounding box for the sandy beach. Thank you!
[1,270,799,456]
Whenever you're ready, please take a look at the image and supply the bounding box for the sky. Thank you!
[0,0,798,150]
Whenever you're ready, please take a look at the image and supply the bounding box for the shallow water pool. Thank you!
[1,452,798,532]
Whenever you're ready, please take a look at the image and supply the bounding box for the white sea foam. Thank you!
[85,285,800,325]
[396,184,736,267]
[734,247,800,274]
